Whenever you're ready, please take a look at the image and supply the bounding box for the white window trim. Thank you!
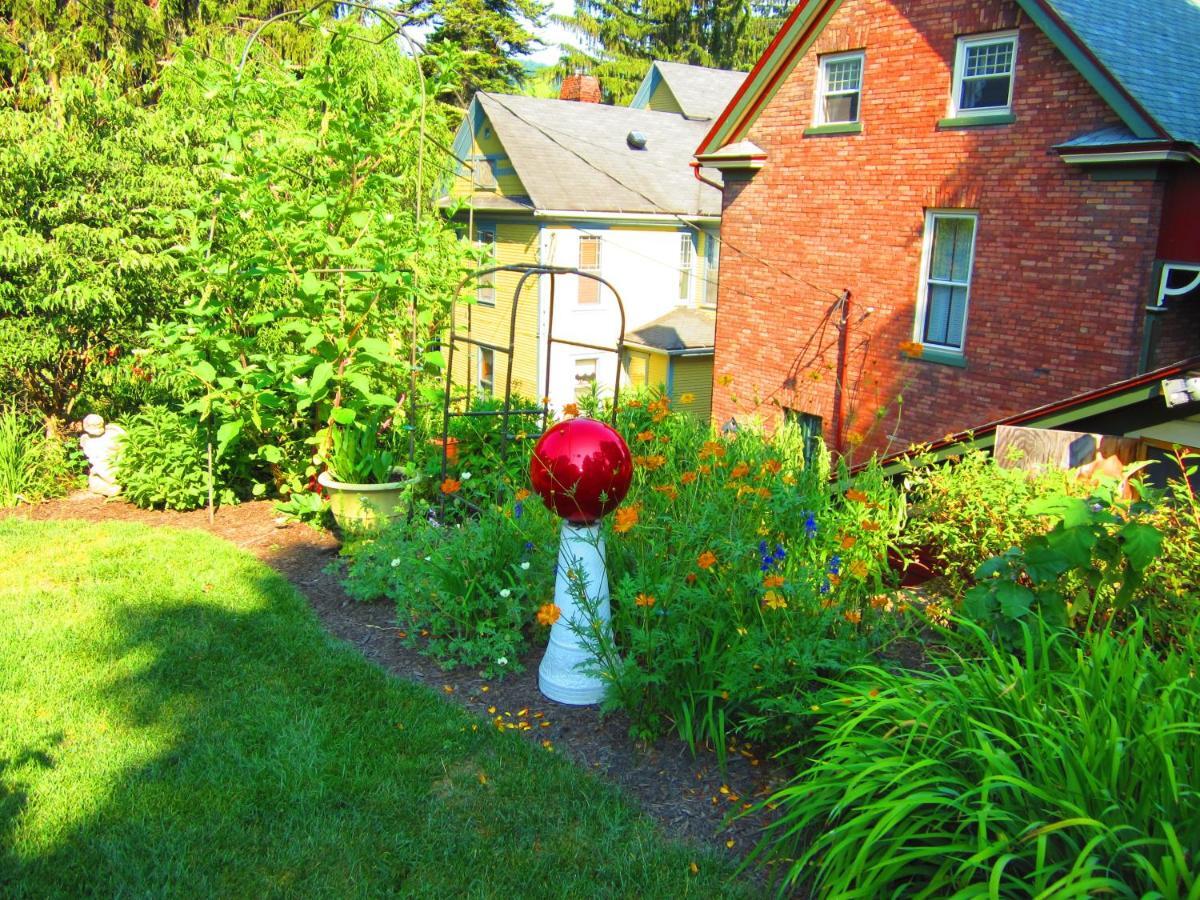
[476,346,494,396]
[950,31,1018,118]
[814,50,865,126]
[701,230,719,309]
[678,232,695,305]
[573,355,599,399]
[577,234,603,306]
[914,210,978,355]
[476,227,497,307]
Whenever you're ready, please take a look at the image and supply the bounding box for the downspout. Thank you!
[691,160,725,192]
[831,290,851,454]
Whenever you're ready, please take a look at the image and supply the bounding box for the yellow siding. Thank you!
[647,82,683,114]
[450,119,527,199]
[671,355,713,421]
[648,352,669,391]
[450,222,541,403]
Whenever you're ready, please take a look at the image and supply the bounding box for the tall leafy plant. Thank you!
[147,24,470,499]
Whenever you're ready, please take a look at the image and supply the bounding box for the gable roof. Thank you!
[696,0,1200,158]
[631,60,748,120]
[465,92,722,217]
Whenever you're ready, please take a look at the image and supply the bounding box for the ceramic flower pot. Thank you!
[429,436,460,463]
[317,470,417,532]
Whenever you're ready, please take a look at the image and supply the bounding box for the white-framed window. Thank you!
[574,357,598,399]
[623,350,650,388]
[477,346,494,396]
[815,50,864,125]
[678,233,695,304]
[702,231,719,308]
[476,227,496,306]
[578,235,602,305]
[915,211,977,352]
[951,32,1017,116]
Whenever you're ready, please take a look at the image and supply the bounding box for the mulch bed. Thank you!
[5,492,793,878]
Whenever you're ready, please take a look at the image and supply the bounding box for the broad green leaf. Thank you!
[309,201,329,219]
[310,362,334,398]
[996,582,1034,620]
[1044,525,1097,569]
[192,360,217,383]
[330,407,356,425]
[215,420,243,457]
[1118,522,1163,571]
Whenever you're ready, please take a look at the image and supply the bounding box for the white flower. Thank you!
[423,555,431,562]
[391,558,401,568]
[520,561,530,571]
[496,656,508,666]
[462,471,472,480]
[499,589,511,598]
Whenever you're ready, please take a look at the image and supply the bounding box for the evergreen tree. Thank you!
[423,0,547,103]
[552,0,796,104]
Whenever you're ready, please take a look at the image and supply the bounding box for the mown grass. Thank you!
[0,519,752,898]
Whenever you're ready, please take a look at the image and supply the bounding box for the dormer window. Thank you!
[951,32,1017,116]
[815,51,864,125]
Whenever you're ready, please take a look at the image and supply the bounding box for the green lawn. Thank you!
[0,519,750,898]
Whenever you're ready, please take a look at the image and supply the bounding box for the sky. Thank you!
[524,0,576,65]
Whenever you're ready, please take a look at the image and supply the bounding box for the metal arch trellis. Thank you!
[439,264,628,513]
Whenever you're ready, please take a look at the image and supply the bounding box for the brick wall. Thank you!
[712,0,1167,457]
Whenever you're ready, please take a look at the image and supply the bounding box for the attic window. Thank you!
[471,155,497,191]
[627,131,648,150]
[815,51,863,125]
[952,32,1017,117]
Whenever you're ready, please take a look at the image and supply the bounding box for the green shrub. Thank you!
[0,407,74,507]
[898,446,1081,595]
[751,617,1200,897]
[343,492,558,678]
[115,406,241,511]
[1140,450,1200,644]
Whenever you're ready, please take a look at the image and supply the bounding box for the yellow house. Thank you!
[441,65,745,421]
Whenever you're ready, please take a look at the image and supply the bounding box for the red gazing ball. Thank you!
[529,418,632,523]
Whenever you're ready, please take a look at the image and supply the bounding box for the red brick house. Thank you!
[694,0,1200,457]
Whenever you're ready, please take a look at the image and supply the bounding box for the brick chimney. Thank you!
[559,74,602,103]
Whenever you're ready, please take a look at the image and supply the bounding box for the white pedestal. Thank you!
[538,521,612,705]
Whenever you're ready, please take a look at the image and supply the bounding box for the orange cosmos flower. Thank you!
[697,550,717,569]
[613,504,639,533]
[782,473,796,485]
[637,430,655,442]
[679,392,696,404]
[843,609,862,624]
[899,340,924,358]
[625,399,642,408]
[515,488,531,501]
[828,573,842,588]
[756,487,771,499]
[849,559,869,579]
[845,488,868,503]
[562,403,580,417]
[441,477,462,494]
[718,373,734,386]
[685,572,697,585]
[634,454,666,470]
[698,464,712,475]
[536,603,562,626]
[653,484,679,501]
[846,431,864,447]
[763,575,785,589]
[861,520,881,532]
[760,459,782,476]
[635,593,656,608]
[840,534,857,550]
[729,462,750,479]
[763,591,787,610]
[680,471,697,484]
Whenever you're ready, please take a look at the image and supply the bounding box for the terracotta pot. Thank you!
[317,470,417,532]
[430,436,460,463]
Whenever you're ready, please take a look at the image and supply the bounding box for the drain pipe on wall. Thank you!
[831,290,851,455]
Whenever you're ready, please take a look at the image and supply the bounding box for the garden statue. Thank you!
[80,414,126,497]
[530,417,632,705]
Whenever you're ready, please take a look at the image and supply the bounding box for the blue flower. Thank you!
[820,578,830,594]
[773,544,786,561]
[759,557,774,572]
[759,540,769,557]
[828,554,841,575]
[523,540,534,554]
[803,511,818,538]
[514,501,524,519]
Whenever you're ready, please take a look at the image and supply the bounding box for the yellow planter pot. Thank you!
[317,470,416,532]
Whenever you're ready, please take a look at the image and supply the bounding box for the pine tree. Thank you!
[422,0,547,103]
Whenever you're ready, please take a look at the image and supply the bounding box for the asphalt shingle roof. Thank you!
[626,308,716,352]
[1043,0,1200,144]
[475,93,722,216]
[652,61,747,120]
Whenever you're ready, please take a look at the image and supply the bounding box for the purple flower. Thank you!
[803,511,818,538]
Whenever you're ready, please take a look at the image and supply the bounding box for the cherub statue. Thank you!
[80,414,126,497]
